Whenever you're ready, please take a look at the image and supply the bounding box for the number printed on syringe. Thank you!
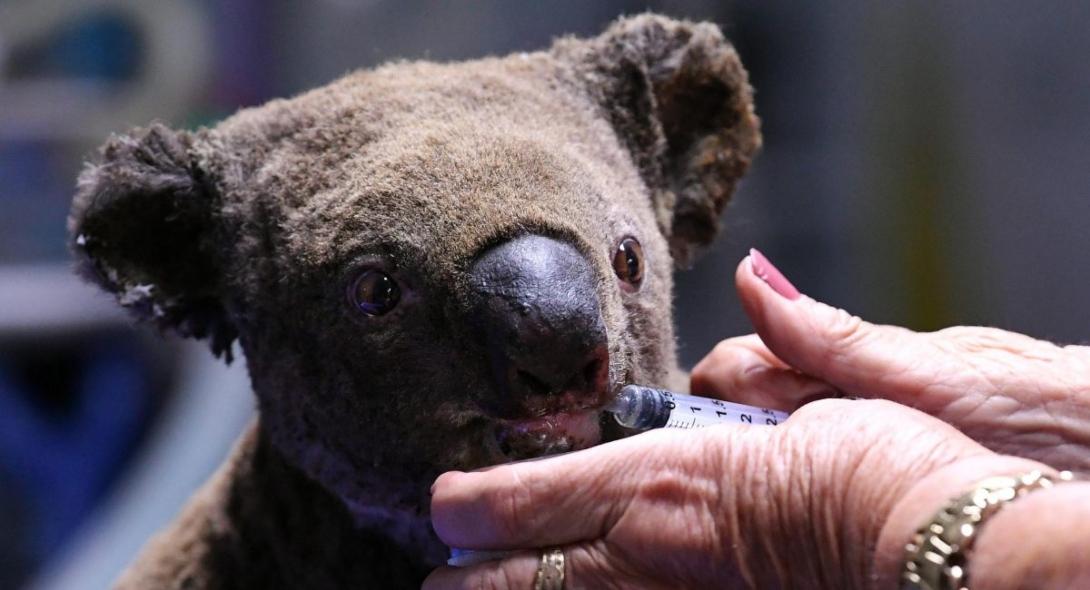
[659,390,784,429]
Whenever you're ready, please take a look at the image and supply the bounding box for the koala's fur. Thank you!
[69,14,760,589]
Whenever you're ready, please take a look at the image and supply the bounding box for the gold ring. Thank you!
[533,547,565,590]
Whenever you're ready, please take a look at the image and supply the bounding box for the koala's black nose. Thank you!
[468,235,609,413]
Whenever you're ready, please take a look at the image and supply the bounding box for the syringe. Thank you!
[608,384,789,430]
[447,385,790,568]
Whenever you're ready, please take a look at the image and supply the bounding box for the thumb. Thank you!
[735,249,945,403]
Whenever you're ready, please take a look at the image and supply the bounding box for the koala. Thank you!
[69,13,760,589]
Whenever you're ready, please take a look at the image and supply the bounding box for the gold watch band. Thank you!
[901,469,1074,590]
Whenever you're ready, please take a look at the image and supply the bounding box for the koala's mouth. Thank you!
[493,409,604,460]
[485,356,618,460]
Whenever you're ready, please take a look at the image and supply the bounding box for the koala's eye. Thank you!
[612,237,644,289]
[350,270,401,316]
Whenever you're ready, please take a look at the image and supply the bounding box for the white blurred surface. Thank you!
[0,265,124,335]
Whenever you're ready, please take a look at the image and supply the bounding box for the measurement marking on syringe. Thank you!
[608,384,790,432]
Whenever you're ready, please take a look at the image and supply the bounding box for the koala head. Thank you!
[69,15,759,521]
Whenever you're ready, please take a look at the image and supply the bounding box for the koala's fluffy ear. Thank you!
[559,14,762,265]
[69,123,237,359]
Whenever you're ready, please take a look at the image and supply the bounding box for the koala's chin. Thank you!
[69,12,759,589]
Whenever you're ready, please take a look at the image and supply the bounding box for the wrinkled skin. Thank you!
[68,14,760,587]
[426,253,1090,589]
[692,253,1090,476]
[429,398,993,589]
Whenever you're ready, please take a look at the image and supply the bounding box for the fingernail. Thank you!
[749,248,801,300]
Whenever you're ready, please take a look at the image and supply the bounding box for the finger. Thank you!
[431,451,620,551]
[690,334,838,411]
[423,550,540,590]
[695,334,791,371]
[430,428,718,550]
[735,249,952,403]
[423,544,656,590]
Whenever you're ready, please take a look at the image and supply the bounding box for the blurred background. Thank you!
[2,0,1088,587]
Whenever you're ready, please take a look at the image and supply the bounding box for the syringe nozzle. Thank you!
[607,385,664,430]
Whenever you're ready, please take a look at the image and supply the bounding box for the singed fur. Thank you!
[69,14,760,589]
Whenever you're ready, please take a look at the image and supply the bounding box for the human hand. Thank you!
[691,249,1090,475]
[426,398,1045,589]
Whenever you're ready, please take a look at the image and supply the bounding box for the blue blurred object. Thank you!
[7,11,141,81]
[0,140,73,262]
[0,338,152,562]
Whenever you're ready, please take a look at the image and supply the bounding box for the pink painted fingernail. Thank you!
[749,248,801,300]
